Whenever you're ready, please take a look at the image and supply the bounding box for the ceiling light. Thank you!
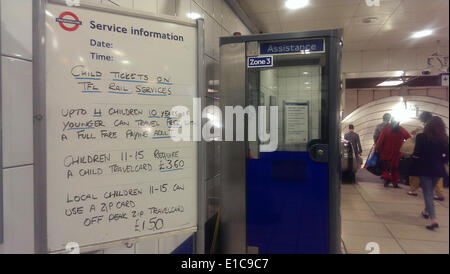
[187,12,202,20]
[390,102,415,123]
[377,80,404,87]
[285,0,309,10]
[411,29,433,39]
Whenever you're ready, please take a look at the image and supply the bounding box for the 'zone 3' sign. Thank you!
[248,56,273,68]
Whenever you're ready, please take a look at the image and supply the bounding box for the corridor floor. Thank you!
[341,174,449,254]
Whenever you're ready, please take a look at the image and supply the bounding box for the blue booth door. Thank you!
[246,53,330,254]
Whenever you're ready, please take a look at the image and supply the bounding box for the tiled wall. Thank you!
[0,0,250,254]
[275,66,321,142]
[344,87,449,117]
[0,0,34,254]
[260,66,322,146]
[342,46,450,74]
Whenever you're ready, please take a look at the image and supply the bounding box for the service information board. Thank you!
[45,3,198,252]
[284,103,309,145]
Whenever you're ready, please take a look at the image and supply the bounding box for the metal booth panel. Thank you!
[219,42,247,254]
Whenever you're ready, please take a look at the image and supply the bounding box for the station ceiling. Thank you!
[237,0,449,51]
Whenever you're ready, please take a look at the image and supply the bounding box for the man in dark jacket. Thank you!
[345,124,363,157]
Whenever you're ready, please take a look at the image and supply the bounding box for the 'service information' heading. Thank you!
[89,20,185,42]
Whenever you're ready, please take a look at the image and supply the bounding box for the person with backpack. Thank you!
[410,116,449,230]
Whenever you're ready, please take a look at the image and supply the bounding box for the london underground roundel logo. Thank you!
[56,11,82,32]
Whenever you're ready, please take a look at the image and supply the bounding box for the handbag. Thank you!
[366,153,378,167]
[365,146,382,176]
[399,157,414,176]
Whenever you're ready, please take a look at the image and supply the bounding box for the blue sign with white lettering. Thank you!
[248,56,273,68]
[260,39,325,55]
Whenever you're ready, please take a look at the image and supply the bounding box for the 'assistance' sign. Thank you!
[260,39,325,55]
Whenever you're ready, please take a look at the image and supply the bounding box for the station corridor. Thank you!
[342,171,449,254]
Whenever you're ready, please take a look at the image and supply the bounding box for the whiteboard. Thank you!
[284,102,309,145]
[42,2,199,252]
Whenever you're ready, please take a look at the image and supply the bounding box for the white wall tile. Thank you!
[286,77,299,93]
[221,2,236,33]
[212,0,223,24]
[1,0,33,60]
[101,0,133,9]
[175,0,192,18]
[158,0,176,16]
[221,26,231,37]
[1,57,33,168]
[0,165,34,254]
[193,0,203,10]
[202,0,214,16]
[134,0,158,13]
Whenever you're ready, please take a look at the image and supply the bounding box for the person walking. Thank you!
[406,112,446,201]
[373,113,392,144]
[410,116,449,230]
[375,118,411,188]
[345,124,363,165]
